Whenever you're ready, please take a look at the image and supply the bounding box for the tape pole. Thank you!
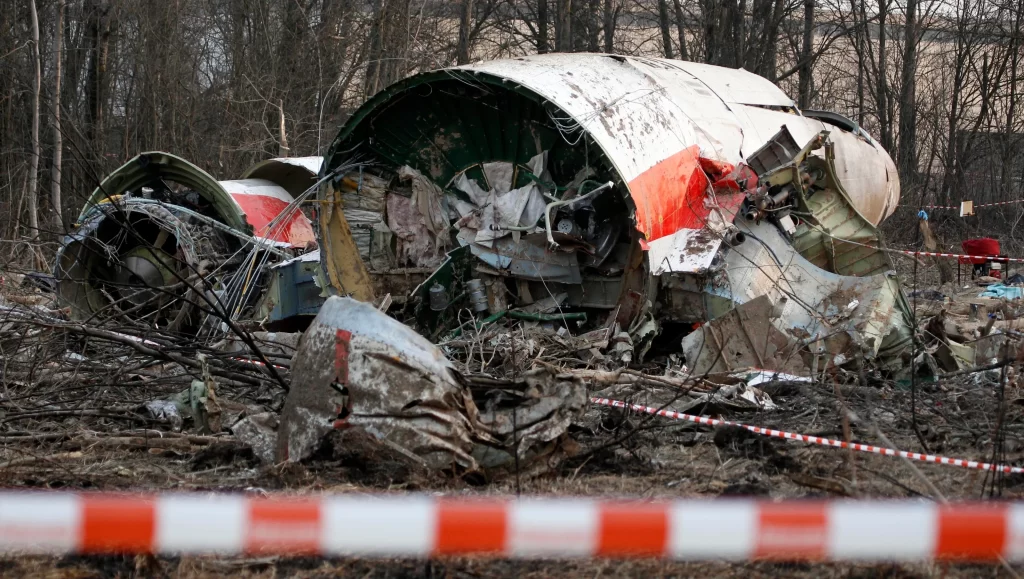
[592,398,1024,475]
[0,492,1022,561]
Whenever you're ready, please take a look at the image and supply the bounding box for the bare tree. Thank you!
[658,0,675,58]
[897,0,920,192]
[555,0,572,51]
[27,0,41,241]
[672,0,690,60]
[798,0,815,108]
[602,0,616,52]
[50,0,65,227]
[458,0,475,63]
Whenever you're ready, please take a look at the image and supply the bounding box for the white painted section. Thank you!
[0,493,79,553]
[218,179,298,204]
[508,500,597,557]
[271,156,323,175]
[668,500,756,559]
[321,496,435,556]
[1007,504,1024,560]
[670,60,798,107]
[241,157,323,180]
[461,54,900,227]
[272,249,321,269]
[828,502,935,560]
[646,229,721,275]
[156,495,246,553]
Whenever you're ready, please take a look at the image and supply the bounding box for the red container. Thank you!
[962,238,999,264]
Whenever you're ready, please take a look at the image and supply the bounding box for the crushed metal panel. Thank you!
[257,250,325,325]
[468,234,582,284]
[749,131,893,277]
[791,186,891,277]
[277,296,482,468]
[318,175,376,302]
[827,129,901,225]
[276,296,586,473]
[79,151,249,231]
[681,295,804,375]
[735,105,898,226]
[713,218,913,365]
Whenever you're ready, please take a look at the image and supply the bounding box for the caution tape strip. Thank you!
[0,492,1021,561]
[823,233,1022,264]
[592,398,1024,475]
[913,200,1024,210]
[893,249,1024,263]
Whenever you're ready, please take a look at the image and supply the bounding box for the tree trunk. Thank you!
[897,0,919,192]
[1002,0,1023,193]
[556,0,572,52]
[672,0,689,60]
[278,99,289,157]
[457,0,474,64]
[85,0,111,146]
[876,0,892,151]
[733,0,745,67]
[51,0,65,228]
[602,0,614,52]
[27,0,41,239]
[854,0,864,125]
[539,0,550,52]
[658,0,675,58]
[763,0,786,80]
[798,0,814,108]
[919,218,954,285]
[364,0,410,96]
[587,0,600,51]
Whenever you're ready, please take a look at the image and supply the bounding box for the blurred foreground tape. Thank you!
[0,492,1020,561]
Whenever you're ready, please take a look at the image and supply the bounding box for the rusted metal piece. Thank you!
[278,296,478,467]
[682,296,805,375]
[276,296,587,473]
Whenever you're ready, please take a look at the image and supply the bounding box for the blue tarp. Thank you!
[978,283,1024,300]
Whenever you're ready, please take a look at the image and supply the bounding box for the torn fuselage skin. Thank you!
[314,54,908,368]
[55,152,320,333]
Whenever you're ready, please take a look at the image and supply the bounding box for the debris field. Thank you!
[1,54,1023,577]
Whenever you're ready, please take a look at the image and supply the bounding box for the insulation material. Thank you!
[397,166,450,241]
[482,162,514,194]
[339,172,392,268]
[454,152,548,247]
[387,193,444,267]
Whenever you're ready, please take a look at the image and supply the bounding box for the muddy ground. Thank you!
[2,245,1024,577]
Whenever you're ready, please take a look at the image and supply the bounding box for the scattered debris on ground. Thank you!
[3,54,1024,576]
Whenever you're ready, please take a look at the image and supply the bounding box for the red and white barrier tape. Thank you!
[592,398,1024,475]
[893,249,1024,263]
[914,200,1024,210]
[0,492,1021,561]
[807,229,1020,264]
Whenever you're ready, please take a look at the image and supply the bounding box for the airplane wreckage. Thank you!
[53,54,923,470]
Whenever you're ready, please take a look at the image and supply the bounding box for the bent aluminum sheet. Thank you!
[709,219,913,363]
